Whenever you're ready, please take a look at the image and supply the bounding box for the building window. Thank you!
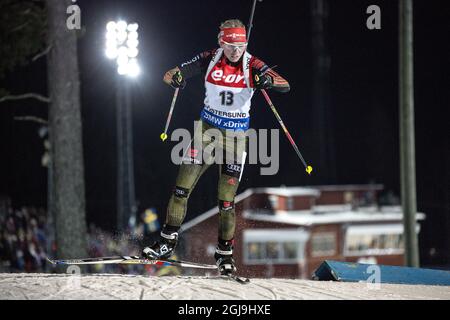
[245,241,300,264]
[345,233,404,256]
[287,197,294,210]
[344,191,354,204]
[247,242,265,260]
[266,242,280,259]
[283,242,298,259]
[311,232,337,257]
[243,229,309,265]
[268,195,278,210]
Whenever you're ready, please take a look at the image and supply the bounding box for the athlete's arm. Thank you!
[163,49,217,87]
[178,49,217,79]
[251,57,290,93]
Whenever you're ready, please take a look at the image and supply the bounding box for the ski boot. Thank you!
[214,239,237,275]
[142,226,179,260]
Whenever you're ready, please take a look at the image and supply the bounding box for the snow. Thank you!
[252,187,321,197]
[243,210,426,226]
[1,273,449,300]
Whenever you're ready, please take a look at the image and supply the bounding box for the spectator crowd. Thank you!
[0,207,48,272]
[0,206,180,276]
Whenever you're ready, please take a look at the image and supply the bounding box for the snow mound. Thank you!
[1,273,449,300]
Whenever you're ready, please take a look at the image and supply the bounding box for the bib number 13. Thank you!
[219,91,234,106]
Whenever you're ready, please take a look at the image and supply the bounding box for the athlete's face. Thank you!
[220,42,247,62]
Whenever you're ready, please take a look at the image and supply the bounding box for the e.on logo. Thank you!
[211,70,245,84]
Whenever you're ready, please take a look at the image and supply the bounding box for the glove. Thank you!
[171,70,186,89]
[253,70,273,90]
[164,68,186,89]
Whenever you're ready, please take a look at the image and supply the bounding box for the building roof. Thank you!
[251,187,321,197]
[312,204,353,213]
[243,209,426,227]
[306,184,384,191]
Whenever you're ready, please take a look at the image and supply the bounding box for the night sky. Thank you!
[0,0,449,266]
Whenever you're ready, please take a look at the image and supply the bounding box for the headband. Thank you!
[219,27,247,44]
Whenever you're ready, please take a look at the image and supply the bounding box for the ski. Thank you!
[222,274,251,285]
[46,256,218,270]
[46,256,250,283]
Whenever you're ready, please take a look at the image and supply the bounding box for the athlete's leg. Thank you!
[165,161,209,227]
[214,133,246,274]
[143,122,213,259]
[144,159,208,259]
[217,133,247,241]
[165,121,216,228]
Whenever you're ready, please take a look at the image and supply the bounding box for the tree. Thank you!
[46,0,87,259]
[0,0,88,260]
[0,0,46,76]
[0,0,46,96]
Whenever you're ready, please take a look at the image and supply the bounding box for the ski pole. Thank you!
[247,0,312,175]
[247,0,263,43]
[160,87,179,142]
[260,89,313,175]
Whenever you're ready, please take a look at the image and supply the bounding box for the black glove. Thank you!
[171,70,186,89]
[253,70,273,90]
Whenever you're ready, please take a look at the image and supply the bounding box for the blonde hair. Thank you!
[218,19,246,43]
[220,19,246,30]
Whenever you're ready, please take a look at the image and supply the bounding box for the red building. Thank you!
[179,185,425,279]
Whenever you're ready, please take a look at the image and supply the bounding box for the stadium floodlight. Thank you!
[127,47,139,58]
[128,31,139,41]
[105,20,140,77]
[117,55,129,68]
[117,65,128,76]
[128,31,138,40]
[127,37,139,47]
[127,58,141,78]
[105,47,118,60]
[106,31,117,41]
[117,31,128,44]
[116,20,128,32]
[106,21,117,31]
[127,23,139,32]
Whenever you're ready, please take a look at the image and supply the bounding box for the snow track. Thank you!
[1,273,449,300]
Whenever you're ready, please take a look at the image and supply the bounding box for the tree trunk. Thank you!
[46,0,87,259]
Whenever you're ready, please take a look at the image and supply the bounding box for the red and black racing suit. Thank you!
[164,49,290,242]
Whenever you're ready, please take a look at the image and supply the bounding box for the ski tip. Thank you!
[222,274,251,284]
[236,277,251,284]
[45,257,57,265]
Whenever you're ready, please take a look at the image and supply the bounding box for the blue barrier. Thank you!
[313,260,450,286]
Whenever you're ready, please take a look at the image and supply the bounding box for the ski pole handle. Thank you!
[160,88,180,142]
[261,89,313,175]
